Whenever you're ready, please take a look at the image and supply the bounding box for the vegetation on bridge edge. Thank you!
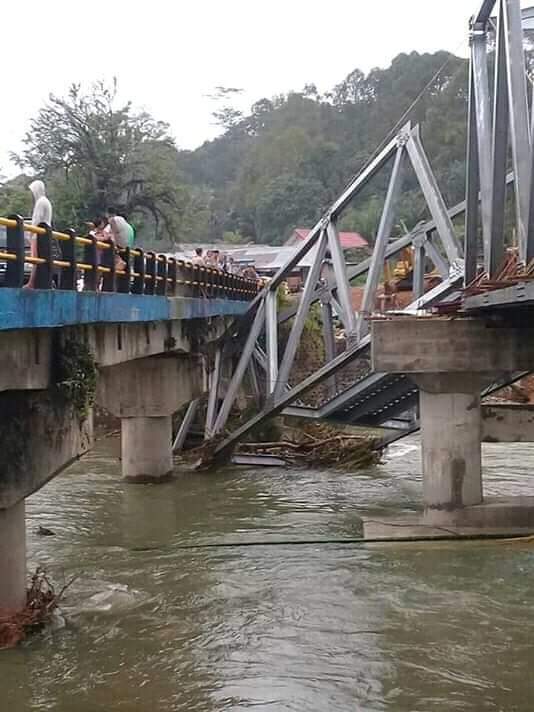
[55,340,97,421]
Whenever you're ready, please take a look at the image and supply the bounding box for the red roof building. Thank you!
[288,228,369,250]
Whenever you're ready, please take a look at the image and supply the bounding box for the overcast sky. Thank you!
[0,0,522,176]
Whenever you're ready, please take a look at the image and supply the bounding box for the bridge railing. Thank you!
[0,215,259,301]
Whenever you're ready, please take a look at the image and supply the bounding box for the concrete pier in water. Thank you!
[97,354,201,483]
[0,502,26,612]
[417,374,483,516]
[365,317,534,538]
[121,416,173,483]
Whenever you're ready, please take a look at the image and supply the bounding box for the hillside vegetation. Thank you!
[0,51,468,249]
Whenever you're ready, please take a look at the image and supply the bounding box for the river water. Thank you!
[2,435,534,711]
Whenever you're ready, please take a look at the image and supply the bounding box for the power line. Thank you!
[340,41,468,199]
[130,529,533,553]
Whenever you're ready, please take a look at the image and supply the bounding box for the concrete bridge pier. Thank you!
[415,374,483,521]
[366,317,534,538]
[0,383,93,613]
[122,417,173,482]
[97,355,201,482]
[0,502,26,613]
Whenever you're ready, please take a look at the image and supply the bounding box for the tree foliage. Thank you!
[181,50,469,245]
[12,81,193,245]
[1,50,469,247]
[0,174,31,217]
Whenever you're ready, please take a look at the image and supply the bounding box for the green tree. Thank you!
[14,81,194,243]
[179,50,468,246]
[0,174,32,217]
[254,174,327,244]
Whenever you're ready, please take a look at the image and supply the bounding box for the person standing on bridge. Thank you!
[25,180,56,289]
[192,247,205,266]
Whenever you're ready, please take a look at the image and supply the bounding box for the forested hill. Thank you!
[180,50,468,246]
[0,51,468,248]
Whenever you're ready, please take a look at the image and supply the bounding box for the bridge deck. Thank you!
[463,280,534,312]
[0,288,249,330]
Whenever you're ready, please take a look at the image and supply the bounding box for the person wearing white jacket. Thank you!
[25,180,53,288]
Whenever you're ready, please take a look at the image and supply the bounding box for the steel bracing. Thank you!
[466,0,534,273]
[174,0,534,457]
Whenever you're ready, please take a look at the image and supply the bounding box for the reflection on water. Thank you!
[2,436,534,711]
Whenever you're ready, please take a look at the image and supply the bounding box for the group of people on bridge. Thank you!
[25,180,135,290]
[191,247,259,281]
[23,180,260,289]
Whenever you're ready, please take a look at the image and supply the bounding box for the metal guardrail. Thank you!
[0,215,260,300]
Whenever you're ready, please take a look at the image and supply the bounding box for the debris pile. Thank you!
[185,420,383,471]
[237,431,381,469]
[0,568,73,649]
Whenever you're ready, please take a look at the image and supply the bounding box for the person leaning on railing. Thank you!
[97,215,127,278]
[107,207,135,250]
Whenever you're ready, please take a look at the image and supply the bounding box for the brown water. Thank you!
[2,436,534,711]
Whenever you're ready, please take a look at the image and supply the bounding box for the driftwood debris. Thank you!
[238,432,381,469]
[0,568,77,649]
[183,420,383,470]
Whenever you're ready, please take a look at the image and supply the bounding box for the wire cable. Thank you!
[339,38,468,198]
[129,530,534,553]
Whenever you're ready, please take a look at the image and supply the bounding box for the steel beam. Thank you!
[490,0,509,275]
[358,144,405,340]
[471,22,493,255]
[475,0,497,24]
[413,238,425,299]
[212,302,266,436]
[464,57,480,284]
[205,346,222,438]
[424,234,449,279]
[330,295,344,321]
[248,359,261,405]
[528,129,534,254]
[320,372,384,419]
[254,132,402,297]
[406,126,462,264]
[265,290,278,394]
[320,297,337,397]
[274,230,328,398]
[503,0,532,260]
[282,404,321,419]
[326,220,356,334]
[172,399,199,452]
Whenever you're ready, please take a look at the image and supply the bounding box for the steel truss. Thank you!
[185,121,466,456]
[466,0,534,274]
[174,0,533,456]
